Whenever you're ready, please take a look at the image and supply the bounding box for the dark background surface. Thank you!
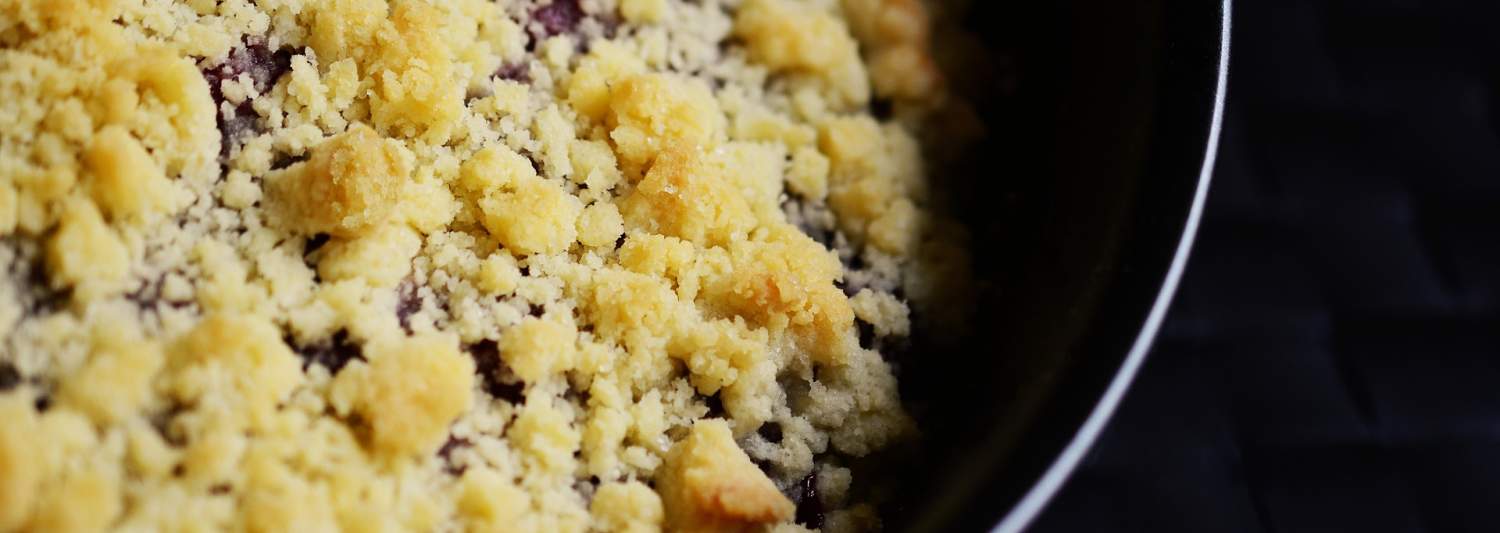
[1031,0,1500,531]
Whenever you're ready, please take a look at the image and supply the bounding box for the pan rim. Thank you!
[989,1,1232,531]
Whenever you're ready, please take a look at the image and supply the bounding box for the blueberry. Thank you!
[531,0,584,39]
[206,38,294,101]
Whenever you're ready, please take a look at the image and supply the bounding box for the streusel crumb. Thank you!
[0,0,971,531]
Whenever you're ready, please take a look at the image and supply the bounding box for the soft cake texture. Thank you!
[0,0,968,531]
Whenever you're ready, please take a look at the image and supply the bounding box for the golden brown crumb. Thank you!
[266,124,411,237]
[658,419,795,532]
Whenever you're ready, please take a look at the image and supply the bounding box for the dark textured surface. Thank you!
[1032,1,1500,531]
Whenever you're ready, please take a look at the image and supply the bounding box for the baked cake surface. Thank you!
[0,0,970,530]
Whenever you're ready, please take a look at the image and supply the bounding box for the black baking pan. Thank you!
[882,0,1230,531]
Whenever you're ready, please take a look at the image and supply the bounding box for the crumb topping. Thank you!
[659,419,794,532]
[0,0,970,531]
[269,123,414,236]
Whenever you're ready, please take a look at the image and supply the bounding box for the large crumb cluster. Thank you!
[0,0,970,531]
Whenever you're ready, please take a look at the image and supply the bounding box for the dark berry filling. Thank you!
[469,340,525,403]
[574,476,601,503]
[782,199,837,247]
[563,385,590,407]
[269,151,309,171]
[126,272,194,312]
[855,317,913,377]
[703,393,726,419]
[794,470,824,529]
[438,436,473,476]
[0,362,19,392]
[292,329,364,373]
[856,319,877,350]
[757,421,783,444]
[494,62,531,84]
[303,233,331,256]
[530,0,585,40]
[870,98,895,121]
[201,37,295,160]
[7,244,70,315]
[150,404,188,446]
[396,277,422,333]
